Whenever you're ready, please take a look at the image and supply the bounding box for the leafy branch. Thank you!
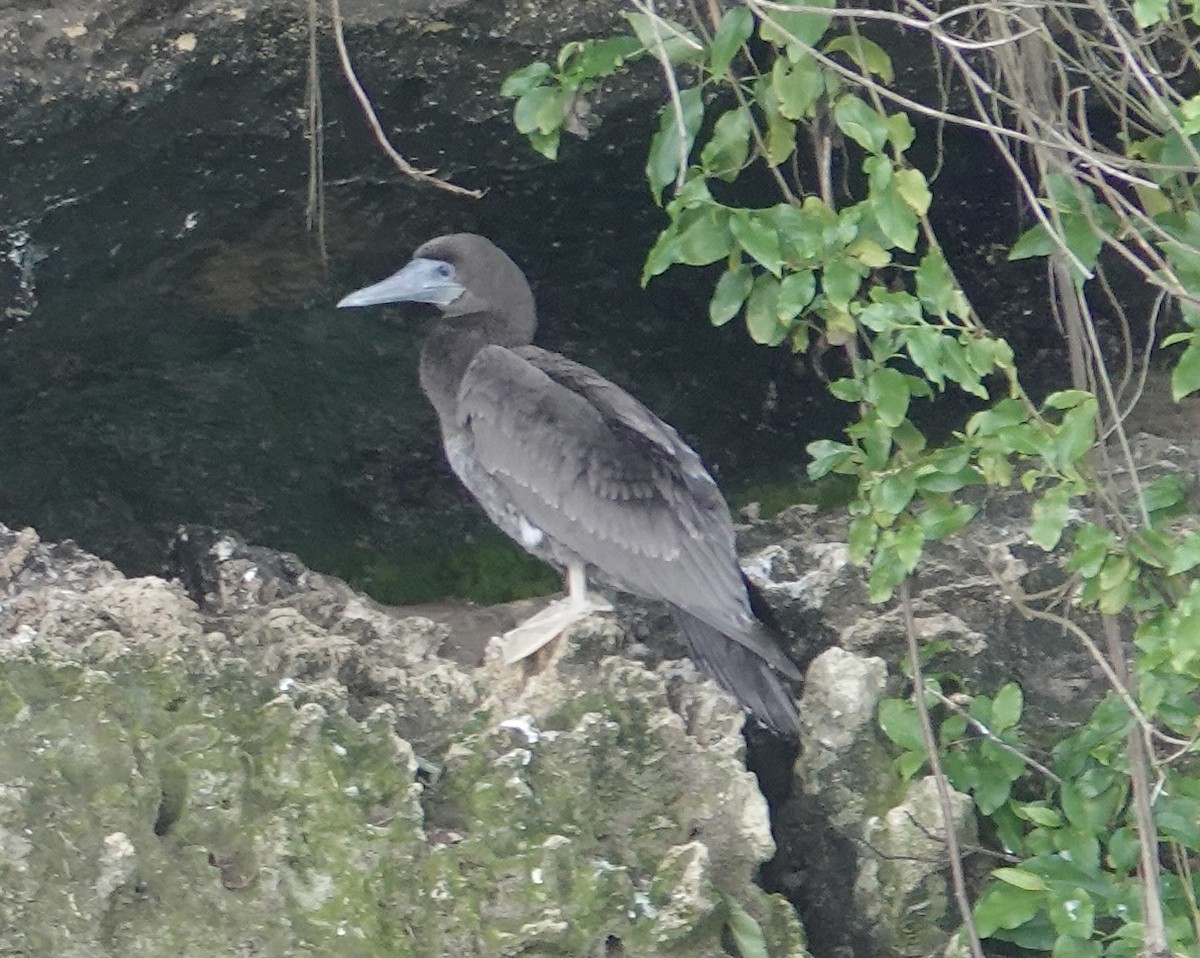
[503,2,1200,956]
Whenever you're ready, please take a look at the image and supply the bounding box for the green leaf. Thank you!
[1167,530,1200,576]
[772,55,824,120]
[642,224,680,282]
[561,36,643,82]
[1172,341,1200,400]
[525,130,560,161]
[973,758,1015,814]
[916,501,976,539]
[1061,214,1103,282]
[1059,780,1117,834]
[777,270,816,319]
[903,327,946,388]
[745,273,783,344]
[973,882,1044,937]
[675,208,733,266]
[895,749,927,780]
[701,106,752,180]
[871,471,917,515]
[1067,523,1113,577]
[967,398,1029,436]
[1029,484,1072,551]
[646,88,705,203]
[772,200,828,261]
[1050,398,1097,467]
[625,12,704,65]
[1049,889,1094,940]
[1133,0,1171,28]
[807,439,858,478]
[1041,389,1092,410]
[724,896,770,958]
[834,94,888,154]
[1144,472,1188,515]
[940,714,968,743]
[1009,223,1055,261]
[758,0,836,59]
[1017,804,1063,828]
[1105,826,1140,871]
[991,683,1023,732]
[879,698,925,752]
[823,35,894,83]
[822,256,863,310]
[992,867,1048,892]
[710,263,753,326]
[709,7,754,77]
[501,61,552,98]
[868,367,911,428]
[828,378,862,402]
[846,513,878,562]
[895,168,932,216]
[915,248,969,319]
[731,212,784,276]
[513,86,567,135]
[886,113,915,152]
[754,77,798,166]
[846,238,891,268]
[667,174,715,212]
[894,520,924,573]
[872,182,918,252]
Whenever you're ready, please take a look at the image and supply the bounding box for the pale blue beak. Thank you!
[337,257,465,308]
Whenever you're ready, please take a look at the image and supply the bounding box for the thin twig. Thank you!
[926,686,1063,785]
[1173,841,1200,948]
[1101,612,1170,957]
[631,0,693,197]
[899,581,986,958]
[997,580,1189,751]
[328,0,483,199]
[305,0,328,265]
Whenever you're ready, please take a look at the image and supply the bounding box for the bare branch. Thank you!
[899,582,986,958]
[630,0,693,197]
[328,0,484,199]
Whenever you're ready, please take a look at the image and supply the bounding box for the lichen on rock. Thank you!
[0,523,808,957]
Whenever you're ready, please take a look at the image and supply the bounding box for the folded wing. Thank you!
[457,344,800,686]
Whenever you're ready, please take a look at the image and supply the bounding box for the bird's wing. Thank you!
[457,344,796,677]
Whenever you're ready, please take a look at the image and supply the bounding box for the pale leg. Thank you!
[500,561,614,664]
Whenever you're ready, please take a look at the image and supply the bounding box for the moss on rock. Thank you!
[0,525,808,957]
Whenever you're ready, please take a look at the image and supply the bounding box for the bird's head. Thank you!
[337,233,536,344]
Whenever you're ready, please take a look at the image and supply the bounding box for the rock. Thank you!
[796,647,890,834]
[854,777,976,958]
[741,475,1139,956]
[0,522,809,957]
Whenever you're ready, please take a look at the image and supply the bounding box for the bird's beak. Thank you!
[336,257,465,309]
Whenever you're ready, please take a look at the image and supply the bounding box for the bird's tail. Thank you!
[671,607,800,736]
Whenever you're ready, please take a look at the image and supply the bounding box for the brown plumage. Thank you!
[338,234,800,733]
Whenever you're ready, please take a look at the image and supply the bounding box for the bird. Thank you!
[337,234,800,734]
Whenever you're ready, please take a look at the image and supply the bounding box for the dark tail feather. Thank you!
[671,607,800,736]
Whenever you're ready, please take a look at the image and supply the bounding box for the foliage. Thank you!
[503,2,1200,956]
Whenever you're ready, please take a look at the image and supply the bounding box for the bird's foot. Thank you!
[500,593,614,664]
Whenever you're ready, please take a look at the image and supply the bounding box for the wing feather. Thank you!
[458,348,806,696]
[457,344,793,677]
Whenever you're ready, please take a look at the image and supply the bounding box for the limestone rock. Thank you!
[0,523,808,957]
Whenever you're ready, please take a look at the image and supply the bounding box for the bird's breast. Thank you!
[444,431,559,564]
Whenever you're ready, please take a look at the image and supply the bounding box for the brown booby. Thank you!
[338,234,800,733]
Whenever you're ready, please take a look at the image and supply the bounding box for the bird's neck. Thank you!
[419,315,527,431]
[422,306,535,429]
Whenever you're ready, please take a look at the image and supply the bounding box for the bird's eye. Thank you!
[435,262,453,279]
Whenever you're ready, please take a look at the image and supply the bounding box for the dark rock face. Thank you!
[0,0,835,592]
